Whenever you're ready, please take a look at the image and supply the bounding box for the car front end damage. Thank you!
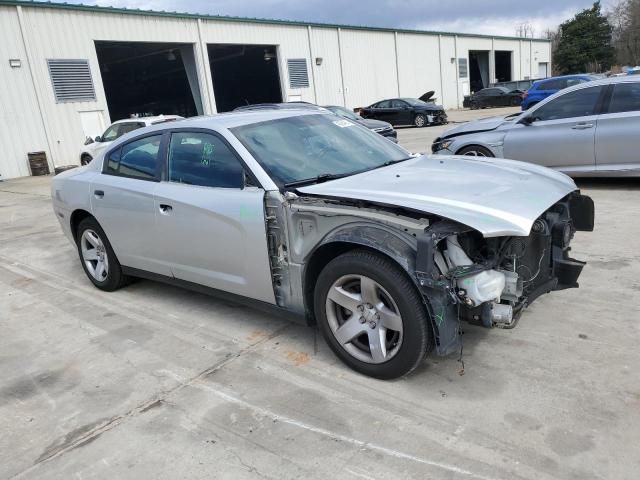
[414,192,594,354]
[266,188,594,358]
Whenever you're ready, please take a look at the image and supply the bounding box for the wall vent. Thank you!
[287,58,309,88]
[458,58,468,78]
[47,59,96,102]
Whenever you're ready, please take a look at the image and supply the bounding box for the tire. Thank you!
[76,217,128,291]
[469,102,479,110]
[81,154,93,166]
[314,249,433,379]
[510,97,522,107]
[413,114,427,128]
[457,145,495,157]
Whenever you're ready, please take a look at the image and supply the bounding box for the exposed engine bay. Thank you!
[415,193,594,354]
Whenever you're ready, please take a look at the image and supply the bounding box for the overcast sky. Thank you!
[71,0,601,37]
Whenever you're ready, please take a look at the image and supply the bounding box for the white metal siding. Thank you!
[0,3,551,178]
[0,6,49,179]
[396,33,441,103]
[339,29,398,108]
[308,27,344,106]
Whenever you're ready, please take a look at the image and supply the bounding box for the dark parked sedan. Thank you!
[324,105,397,142]
[359,96,447,127]
[463,87,523,109]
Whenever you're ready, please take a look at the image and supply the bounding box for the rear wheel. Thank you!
[314,249,432,379]
[80,154,92,166]
[457,145,494,157]
[76,217,128,291]
[414,114,427,127]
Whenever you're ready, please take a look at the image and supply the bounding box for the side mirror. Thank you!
[84,137,94,145]
[519,115,535,126]
[94,135,102,143]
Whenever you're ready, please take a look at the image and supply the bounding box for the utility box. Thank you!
[27,151,50,176]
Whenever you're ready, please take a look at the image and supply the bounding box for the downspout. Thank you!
[454,35,460,109]
[16,5,57,171]
[437,34,444,108]
[307,26,318,103]
[394,31,401,97]
[337,27,347,107]
[197,18,216,113]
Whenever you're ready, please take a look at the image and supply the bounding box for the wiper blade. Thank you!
[377,156,413,168]
[284,173,347,188]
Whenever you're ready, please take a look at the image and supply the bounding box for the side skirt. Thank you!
[122,267,308,325]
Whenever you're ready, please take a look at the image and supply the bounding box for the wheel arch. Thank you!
[70,209,95,243]
[302,224,422,325]
[455,143,495,156]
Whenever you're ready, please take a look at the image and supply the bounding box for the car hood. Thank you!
[442,114,519,138]
[357,118,393,129]
[297,155,577,237]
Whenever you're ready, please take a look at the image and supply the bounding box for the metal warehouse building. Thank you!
[0,0,551,179]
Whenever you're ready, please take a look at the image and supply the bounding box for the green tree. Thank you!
[554,2,615,73]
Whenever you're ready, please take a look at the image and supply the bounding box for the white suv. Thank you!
[80,115,182,165]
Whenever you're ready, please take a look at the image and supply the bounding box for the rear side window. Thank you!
[608,82,640,114]
[168,132,244,188]
[533,86,603,121]
[104,134,162,181]
[391,100,407,108]
[538,79,566,91]
[117,122,145,137]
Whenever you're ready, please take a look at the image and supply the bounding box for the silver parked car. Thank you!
[432,76,640,177]
[52,110,594,379]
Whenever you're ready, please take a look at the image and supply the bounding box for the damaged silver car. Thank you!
[51,110,594,379]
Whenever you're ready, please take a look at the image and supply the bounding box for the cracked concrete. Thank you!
[1,123,640,479]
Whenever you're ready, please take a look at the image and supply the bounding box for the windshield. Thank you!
[325,105,360,121]
[231,114,409,186]
[400,98,428,106]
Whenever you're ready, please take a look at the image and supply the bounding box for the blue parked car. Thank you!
[521,74,598,110]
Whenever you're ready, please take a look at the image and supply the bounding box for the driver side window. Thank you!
[391,100,407,108]
[168,132,245,189]
[101,125,120,142]
[376,100,391,108]
[533,86,603,121]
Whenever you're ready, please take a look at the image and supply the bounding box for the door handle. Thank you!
[571,123,594,130]
[94,189,104,198]
[159,204,173,214]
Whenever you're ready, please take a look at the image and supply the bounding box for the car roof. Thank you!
[140,109,330,133]
[111,115,183,125]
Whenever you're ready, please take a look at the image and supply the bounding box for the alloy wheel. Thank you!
[80,229,109,282]
[325,274,404,364]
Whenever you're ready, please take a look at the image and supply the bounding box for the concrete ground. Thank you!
[1,109,640,479]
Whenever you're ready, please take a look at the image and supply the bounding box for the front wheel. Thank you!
[76,217,128,291]
[314,250,433,379]
[456,145,495,157]
[413,114,427,128]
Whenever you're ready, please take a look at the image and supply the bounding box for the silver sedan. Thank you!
[52,110,594,379]
[432,76,640,177]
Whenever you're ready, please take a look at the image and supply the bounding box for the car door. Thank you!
[370,100,394,123]
[595,81,640,173]
[503,85,604,172]
[391,100,411,124]
[153,129,275,303]
[90,132,172,276]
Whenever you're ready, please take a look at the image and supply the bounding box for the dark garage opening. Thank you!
[208,44,282,112]
[95,41,202,121]
[469,50,490,92]
[495,51,513,83]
